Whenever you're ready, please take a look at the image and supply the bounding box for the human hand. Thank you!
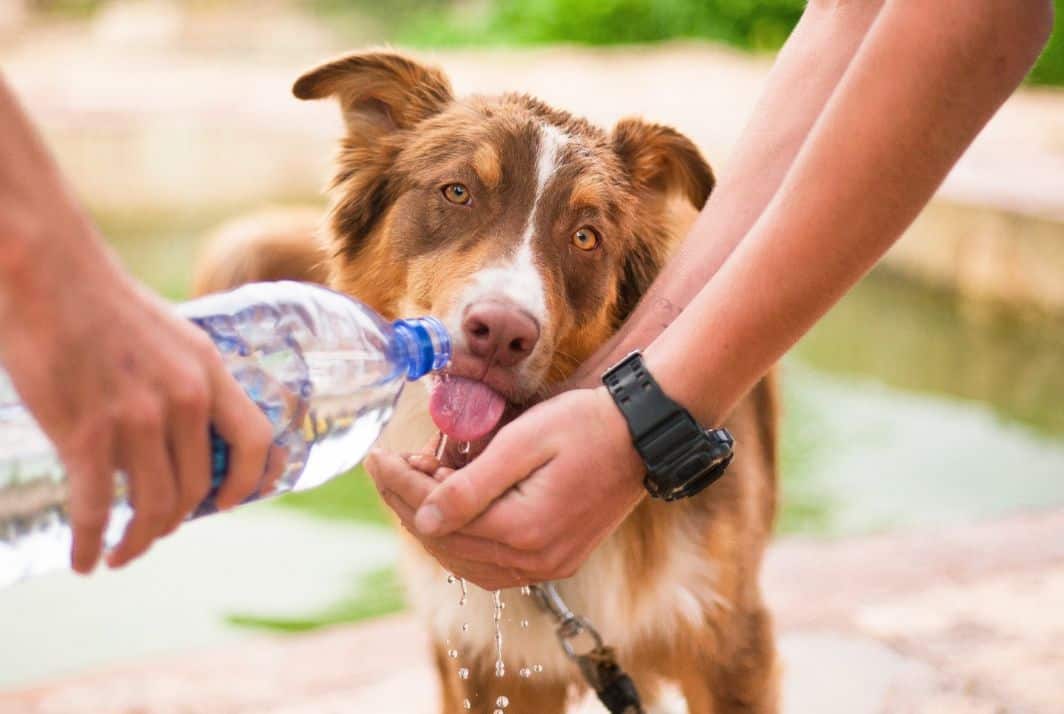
[0,229,274,573]
[366,387,645,590]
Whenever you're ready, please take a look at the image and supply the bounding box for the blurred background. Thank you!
[1,1,1063,712]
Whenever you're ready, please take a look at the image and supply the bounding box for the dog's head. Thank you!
[295,51,713,442]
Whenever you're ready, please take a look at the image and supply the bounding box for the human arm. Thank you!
[0,76,274,572]
[371,0,1055,588]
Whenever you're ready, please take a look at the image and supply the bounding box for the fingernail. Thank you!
[415,504,443,535]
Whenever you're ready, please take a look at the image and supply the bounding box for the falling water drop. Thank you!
[519,619,529,629]
[448,649,459,659]
[520,586,531,596]
[532,664,544,673]
[435,433,450,460]
[497,696,510,708]
[459,578,468,607]
[458,668,470,680]
[492,590,505,677]
[519,667,532,679]
[463,699,471,710]
[461,623,470,632]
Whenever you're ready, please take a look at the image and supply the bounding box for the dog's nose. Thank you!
[462,302,540,367]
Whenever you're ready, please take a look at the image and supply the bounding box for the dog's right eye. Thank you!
[442,183,472,205]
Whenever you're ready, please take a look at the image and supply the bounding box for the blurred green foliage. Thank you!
[366,0,1064,86]
[1029,1,1064,85]
[275,466,392,524]
[27,0,1064,85]
[397,0,802,51]
[227,566,404,632]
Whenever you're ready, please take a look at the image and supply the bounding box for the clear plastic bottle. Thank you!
[0,281,450,589]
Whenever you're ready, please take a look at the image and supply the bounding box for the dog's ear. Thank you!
[292,52,453,256]
[610,119,714,323]
[293,51,454,143]
[611,117,714,210]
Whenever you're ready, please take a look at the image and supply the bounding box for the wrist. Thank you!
[642,344,724,427]
[591,386,646,491]
[0,214,122,334]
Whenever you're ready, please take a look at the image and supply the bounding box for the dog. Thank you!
[193,50,780,714]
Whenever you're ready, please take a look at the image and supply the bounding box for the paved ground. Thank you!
[4,510,1063,713]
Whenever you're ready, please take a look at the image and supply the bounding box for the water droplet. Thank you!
[459,440,471,455]
[458,577,468,607]
[462,622,470,632]
[448,649,459,659]
[463,699,471,710]
[496,696,509,708]
[492,590,505,678]
[436,432,449,461]
[494,709,504,714]
[520,585,531,596]
[458,668,470,680]
[519,619,529,629]
[519,667,532,678]
[447,574,457,584]
[532,664,544,673]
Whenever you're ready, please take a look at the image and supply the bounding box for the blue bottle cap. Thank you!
[392,317,452,380]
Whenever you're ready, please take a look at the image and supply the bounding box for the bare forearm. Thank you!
[647,0,1053,424]
[0,76,111,297]
[569,1,887,384]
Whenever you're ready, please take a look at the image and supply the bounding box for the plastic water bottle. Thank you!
[0,281,450,589]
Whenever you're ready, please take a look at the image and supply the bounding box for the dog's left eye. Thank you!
[572,227,600,251]
[442,183,471,205]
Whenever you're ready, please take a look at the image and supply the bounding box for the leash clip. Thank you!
[529,583,645,714]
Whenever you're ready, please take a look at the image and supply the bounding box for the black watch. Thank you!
[602,351,734,501]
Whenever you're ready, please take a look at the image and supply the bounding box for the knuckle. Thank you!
[171,375,209,414]
[122,396,163,432]
[190,331,221,364]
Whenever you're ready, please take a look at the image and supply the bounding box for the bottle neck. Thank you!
[392,317,452,380]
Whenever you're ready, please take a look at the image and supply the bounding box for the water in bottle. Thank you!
[0,281,450,589]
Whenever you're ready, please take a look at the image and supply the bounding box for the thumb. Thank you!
[415,418,551,536]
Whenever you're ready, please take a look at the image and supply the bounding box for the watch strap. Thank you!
[603,351,733,501]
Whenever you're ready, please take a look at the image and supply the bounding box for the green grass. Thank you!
[274,466,392,525]
[227,565,405,632]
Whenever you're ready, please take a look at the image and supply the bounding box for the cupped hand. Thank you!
[365,387,645,590]
[0,233,274,573]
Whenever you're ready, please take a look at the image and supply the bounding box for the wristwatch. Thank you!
[602,351,734,501]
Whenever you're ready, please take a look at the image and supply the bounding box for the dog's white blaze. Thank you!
[447,123,567,348]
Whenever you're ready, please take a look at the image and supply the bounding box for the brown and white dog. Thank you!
[194,51,779,714]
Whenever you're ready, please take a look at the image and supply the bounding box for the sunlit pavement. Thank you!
[2,510,1062,713]
[0,505,397,689]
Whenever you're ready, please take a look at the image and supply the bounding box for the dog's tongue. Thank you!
[429,376,507,442]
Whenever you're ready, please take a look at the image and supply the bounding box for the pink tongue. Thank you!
[429,376,507,442]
